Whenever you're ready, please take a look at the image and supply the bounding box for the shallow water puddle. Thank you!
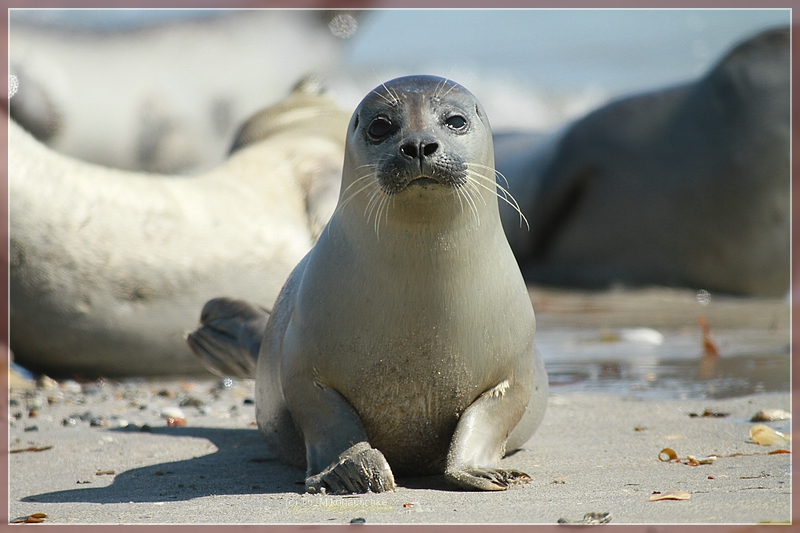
[543,347,788,400]
[529,286,790,400]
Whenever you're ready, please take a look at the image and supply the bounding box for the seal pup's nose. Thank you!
[400,139,439,160]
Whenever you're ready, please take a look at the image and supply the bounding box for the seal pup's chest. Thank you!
[305,257,528,474]
[335,335,485,475]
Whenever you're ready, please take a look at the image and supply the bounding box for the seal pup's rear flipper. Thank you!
[186,297,269,378]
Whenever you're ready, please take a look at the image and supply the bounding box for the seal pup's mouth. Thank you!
[407,176,439,188]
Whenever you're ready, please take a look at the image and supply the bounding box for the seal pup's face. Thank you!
[338,75,502,231]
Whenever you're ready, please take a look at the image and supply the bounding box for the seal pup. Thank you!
[495,26,789,296]
[189,75,548,493]
[10,84,350,377]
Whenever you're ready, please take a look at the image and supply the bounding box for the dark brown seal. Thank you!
[496,26,790,297]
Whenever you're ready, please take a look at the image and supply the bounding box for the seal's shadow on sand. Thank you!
[23,426,451,504]
[23,426,304,503]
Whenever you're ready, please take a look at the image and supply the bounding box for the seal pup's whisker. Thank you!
[467,168,511,206]
[371,72,400,107]
[381,195,394,238]
[433,66,457,100]
[372,191,392,240]
[382,80,401,106]
[469,162,512,191]
[365,186,392,241]
[465,178,488,207]
[353,162,380,172]
[363,189,377,219]
[453,186,481,226]
[364,187,383,221]
[390,87,402,106]
[371,191,386,231]
[466,170,530,230]
[437,78,459,101]
[340,169,376,193]
[465,180,484,226]
[334,162,380,213]
[433,76,449,100]
[338,174,380,213]
[466,168,519,210]
[453,186,466,217]
[340,172,376,198]
[494,169,512,191]
[467,164,514,202]
[467,168,529,230]
[459,182,482,227]
[371,88,397,107]
[340,185,376,216]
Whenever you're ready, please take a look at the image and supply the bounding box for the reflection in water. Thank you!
[698,353,717,380]
[546,352,788,400]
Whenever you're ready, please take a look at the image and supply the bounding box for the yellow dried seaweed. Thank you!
[659,448,717,466]
[686,455,717,466]
[658,448,680,462]
[10,513,48,523]
[649,491,691,501]
[9,445,54,454]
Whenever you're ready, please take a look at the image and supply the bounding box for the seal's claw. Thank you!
[444,467,532,491]
[305,442,396,495]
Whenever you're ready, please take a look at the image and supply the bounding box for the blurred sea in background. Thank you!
[11,8,791,132]
[337,9,790,132]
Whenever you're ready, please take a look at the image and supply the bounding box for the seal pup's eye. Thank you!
[445,115,468,131]
[367,117,394,139]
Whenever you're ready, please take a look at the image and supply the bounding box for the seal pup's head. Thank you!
[337,75,514,234]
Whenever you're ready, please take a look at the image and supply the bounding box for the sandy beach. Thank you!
[7,287,791,525]
[7,379,791,524]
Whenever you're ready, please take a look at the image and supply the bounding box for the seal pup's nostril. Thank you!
[400,142,418,158]
[422,142,438,157]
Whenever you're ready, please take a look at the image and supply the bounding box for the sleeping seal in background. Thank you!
[188,75,548,493]
[495,26,790,297]
[10,81,350,377]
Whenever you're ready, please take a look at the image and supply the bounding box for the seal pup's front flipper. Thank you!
[305,442,396,495]
[186,297,269,378]
[280,358,397,494]
[444,378,533,491]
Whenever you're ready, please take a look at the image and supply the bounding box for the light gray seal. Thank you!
[495,26,790,297]
[9,83,350,377]
[188,75,548,493]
